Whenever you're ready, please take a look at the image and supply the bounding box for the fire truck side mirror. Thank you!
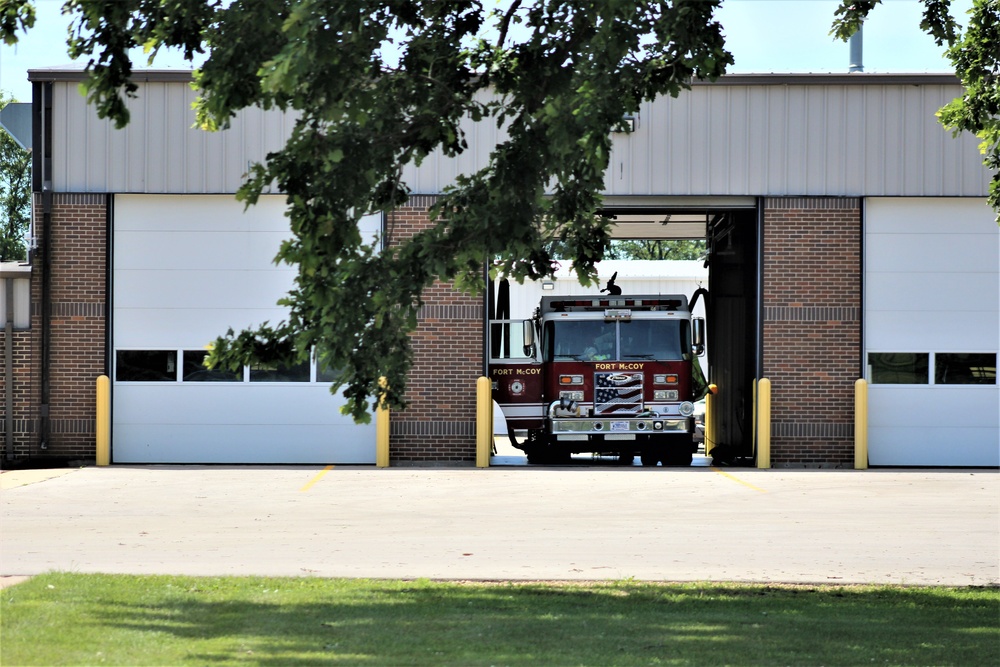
[692,317,706,356]
[522,320,536,357]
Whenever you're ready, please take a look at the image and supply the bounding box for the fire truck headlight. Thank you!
[679,401,695,417]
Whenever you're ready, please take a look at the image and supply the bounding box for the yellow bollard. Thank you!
[704,383,718,457]
[376,377,390,468]
[854,378,869,470]
[751,379,758,459]
[757,378,771,469]
[96,375,110,466]
[476,376,492,468]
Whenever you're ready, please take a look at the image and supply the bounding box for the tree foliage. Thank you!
[0,0,996,421]
[832,0,999,223]
[0,0,733,420]
[0,94,30,262]
[604,239,706,262]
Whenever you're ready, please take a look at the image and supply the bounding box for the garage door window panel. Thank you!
[116,350,178,382]
[316,362,343,383]
[935,353,997,385]
[182,350,243,382]
[250,359,310,382]
[868,353,929,384]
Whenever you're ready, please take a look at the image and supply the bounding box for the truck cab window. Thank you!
[620,320,684,360]
[546,320,616,361]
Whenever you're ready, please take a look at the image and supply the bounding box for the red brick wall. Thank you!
[386,196,482,462]
[6,193,108,460]
[762,197,861,467]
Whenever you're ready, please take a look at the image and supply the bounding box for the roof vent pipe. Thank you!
[849,26,864,73]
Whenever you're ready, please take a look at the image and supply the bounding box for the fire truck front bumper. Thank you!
[550,416,692,441]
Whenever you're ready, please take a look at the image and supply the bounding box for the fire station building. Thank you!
[2,70,997,467]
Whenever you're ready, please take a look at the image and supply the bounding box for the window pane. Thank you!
[489,320,531,360]
[868,353,928,384]
[545,320,616,361]
[249,359,309,382]
[116,350,177,382]
[620,320,684,360]
[316,353,343,383]
[183,350,242,382]
[935,353,997,385]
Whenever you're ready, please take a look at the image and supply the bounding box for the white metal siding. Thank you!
[504,260,708,321]
[53,82,296,194]
[112,194,379,464]
[598,83,987,198]
[50,77,989,199]
[865,197,999,467]
[0,277,30,329]
[412,82,985,197]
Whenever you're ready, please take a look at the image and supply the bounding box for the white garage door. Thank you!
[865,197,999,466]
[113,195,378,463]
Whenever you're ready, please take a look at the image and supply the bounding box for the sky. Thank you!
[0,0,974,103]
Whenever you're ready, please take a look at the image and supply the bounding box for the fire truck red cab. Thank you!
[490,294,706,466]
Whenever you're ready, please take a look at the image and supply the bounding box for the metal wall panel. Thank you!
[48,75,990,198]
[503,259,708,320]
[52,81,297,194]
[585,81,986,198]
[0,277,30,329]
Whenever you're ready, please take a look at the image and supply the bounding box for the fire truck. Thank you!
[490,292,706,466]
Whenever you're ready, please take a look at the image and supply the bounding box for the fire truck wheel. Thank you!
[525,445,570,465]
[662,450,694,467]
[639,451,660,467]
[617,453,635,465]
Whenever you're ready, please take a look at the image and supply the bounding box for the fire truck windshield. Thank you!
[620,320,687,360]
[544,319,688,362]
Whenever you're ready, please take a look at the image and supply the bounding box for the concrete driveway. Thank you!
[1,464,997,586]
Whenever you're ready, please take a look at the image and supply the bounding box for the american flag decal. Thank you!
[594,372,644,415]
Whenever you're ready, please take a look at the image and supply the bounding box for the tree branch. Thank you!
[497,0,523,49]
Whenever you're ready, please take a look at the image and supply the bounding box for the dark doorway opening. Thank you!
[486,203,761,466]
[704,209,759,464]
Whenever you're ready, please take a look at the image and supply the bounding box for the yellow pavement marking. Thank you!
[300,465,334,492]
[711,467,767,493]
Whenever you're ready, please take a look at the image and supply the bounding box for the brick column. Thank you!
[762,197,862,467]
[16,193,108,460]
[1,328,33,461]
[386,196,482,462]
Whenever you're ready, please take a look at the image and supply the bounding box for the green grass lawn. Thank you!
[1,574,997,666]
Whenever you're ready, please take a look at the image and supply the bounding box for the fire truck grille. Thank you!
[594,372,644,415]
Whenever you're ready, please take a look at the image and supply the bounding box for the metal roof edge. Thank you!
[0,261,32,277]
[29,68,958,88]
[695,72,960,86]
[27,68,195,84]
